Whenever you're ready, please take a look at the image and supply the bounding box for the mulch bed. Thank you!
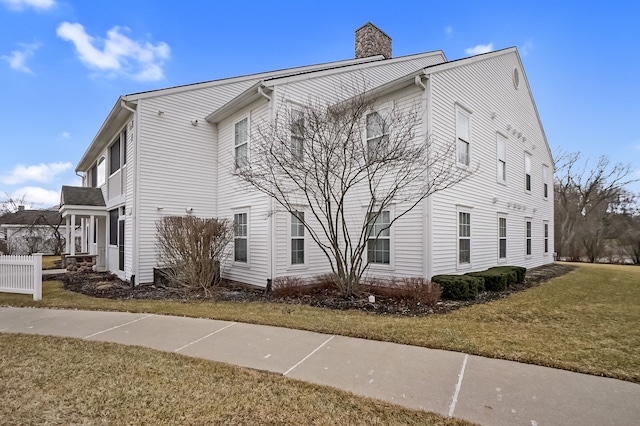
[52,263,576,317]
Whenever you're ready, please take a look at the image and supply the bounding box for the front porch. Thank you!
[59,186,108,273]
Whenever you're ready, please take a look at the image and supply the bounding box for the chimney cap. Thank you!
[355,21,392,40]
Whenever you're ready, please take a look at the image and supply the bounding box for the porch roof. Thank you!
[59,186,107,218]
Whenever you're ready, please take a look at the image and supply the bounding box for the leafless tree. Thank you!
[0,192,28,214]
[235,91,471,297]
[554,151,638,261]
[156,216,233,293]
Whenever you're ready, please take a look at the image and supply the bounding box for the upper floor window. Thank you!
[543,165,549,198]
[497,134,507,183]
[235,117,249,168]
[290,109,304,161]
[456,108,471,166]
[525,153,532,192]
[290,211,305,265]
[96,157,106,187]
[110,136,121,175]
[90,163,97,187]
[366,109,389,161]
[367,210,390,264]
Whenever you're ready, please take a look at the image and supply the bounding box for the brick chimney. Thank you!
[355,22,392,59]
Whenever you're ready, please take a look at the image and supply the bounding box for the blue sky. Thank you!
[1,0,639,207]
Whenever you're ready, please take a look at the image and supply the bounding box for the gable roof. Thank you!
[60,186,106,207]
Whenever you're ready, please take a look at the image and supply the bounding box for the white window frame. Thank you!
[498,214,507,262]
[290,108,304,161]
[366,208,394,268]
[288,210,306,267]
[233,211,249,265]
[366,107,390,162]
[457,207,472,268]
[544,221,549,255]
[497,133,507,184]
[234,116,249,169]
[525,218,532,257]
[525,152,532,193]
[96,156,106,187]
[543,164,549,199]
[456,106,471,167]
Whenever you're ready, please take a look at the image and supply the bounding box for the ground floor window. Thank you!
[367,210,390,264]
[290,211,304,265]
[544,221,549,254]
[526,220,532,256]
[234,213,248,263]
[498,217,507,260]
[459,211,471,264]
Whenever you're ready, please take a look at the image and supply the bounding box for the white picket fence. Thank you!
[0,254,42,301]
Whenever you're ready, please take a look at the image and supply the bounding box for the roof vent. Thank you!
[355,22,392,59]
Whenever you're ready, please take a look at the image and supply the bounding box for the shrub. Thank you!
[488,266,527,284]
[431,274,484,300]
[271,276,306,297]
[399,277,442,306]
[155,216,233,293]
[466,270,510,292]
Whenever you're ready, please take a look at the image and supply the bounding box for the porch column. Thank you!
[65,216,70,253]
[89,215,95,255]
[80,218,86,253]
[70,214,76,256]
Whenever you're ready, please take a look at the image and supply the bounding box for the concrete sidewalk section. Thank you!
[1,307,638,426]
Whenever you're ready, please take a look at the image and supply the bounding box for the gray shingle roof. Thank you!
[0,209,62,226]
[60,186,106,207]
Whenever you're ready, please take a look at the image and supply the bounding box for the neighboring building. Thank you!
[0,206,66,255]
[61,22,554,286]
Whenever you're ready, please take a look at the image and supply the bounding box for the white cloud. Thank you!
[56,22,170,81]
[59,131,70,140]
[1,42,40,74]
[444,26,452,36]
[1,0,55,10]
[1,162,72,185]
[465,43,494,56]
[521,40,534,57]
[12,186,60,207]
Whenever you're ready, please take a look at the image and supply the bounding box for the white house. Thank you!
[61,23,553,286]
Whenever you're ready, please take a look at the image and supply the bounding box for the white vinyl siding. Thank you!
[235,117,249,168]
[456,108,471,166]
[497,133,507,183]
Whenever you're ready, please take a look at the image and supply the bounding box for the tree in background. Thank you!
[235,91,471,297]
[554,151,638,262]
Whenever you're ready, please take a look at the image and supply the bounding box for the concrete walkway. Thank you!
[1,307,638,425]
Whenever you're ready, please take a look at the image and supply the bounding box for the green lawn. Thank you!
[0,334,472,425]
[42,255,61,270]
[2,262,639,383]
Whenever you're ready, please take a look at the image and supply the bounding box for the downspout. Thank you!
[424,72,434,282]
[120,99,138,285]
[414,73,431,281]
[258,83,275,289]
